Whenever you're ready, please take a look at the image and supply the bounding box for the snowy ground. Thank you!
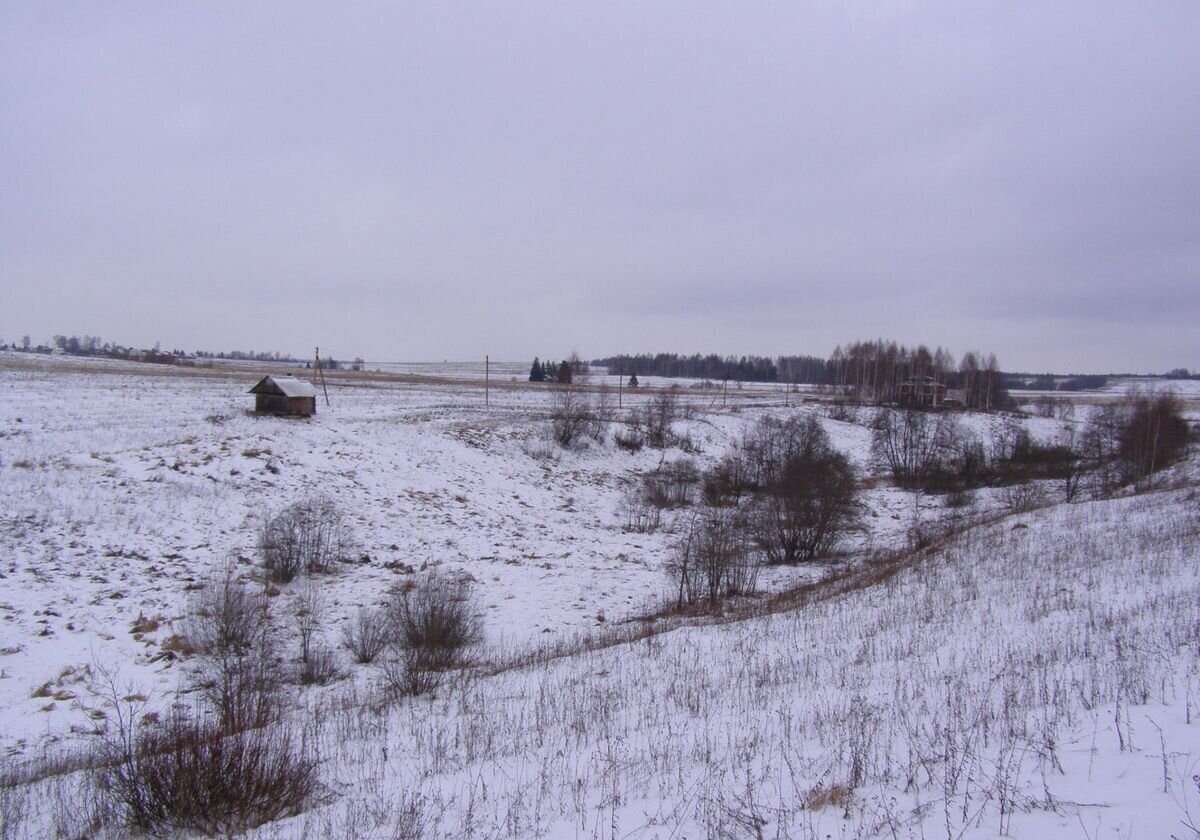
[1,352,1197,839]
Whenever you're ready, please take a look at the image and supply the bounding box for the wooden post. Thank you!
[618,367,623,409]
[485,355,489,407]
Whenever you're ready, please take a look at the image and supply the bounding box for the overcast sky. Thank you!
[2,3,1197,373]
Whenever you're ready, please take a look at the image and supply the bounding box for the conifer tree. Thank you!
[529,357,545,382]
[556,361,573,384]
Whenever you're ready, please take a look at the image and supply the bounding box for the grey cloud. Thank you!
[1,2,1197,372]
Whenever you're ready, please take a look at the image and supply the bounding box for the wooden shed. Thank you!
[249,376,318,416]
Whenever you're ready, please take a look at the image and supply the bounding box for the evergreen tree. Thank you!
[556,361,572,384]
[628,371,639,388]
[529,357,545,382]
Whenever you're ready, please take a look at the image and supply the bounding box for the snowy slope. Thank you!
[1,353,1197,839]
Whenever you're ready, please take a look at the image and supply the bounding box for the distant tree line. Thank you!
[42,334,195,365]
[591,352,826,384]
[1,333,307,366]
[196,348,301,363]
[1005,374,1109,391]
[593,340,1011,410]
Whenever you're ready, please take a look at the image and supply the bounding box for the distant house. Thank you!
[249,376,317,416]
[897,376,946,408]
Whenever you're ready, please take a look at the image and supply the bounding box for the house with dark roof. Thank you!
[249,376,317,416]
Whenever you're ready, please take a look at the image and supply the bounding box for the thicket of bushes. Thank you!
[870,391,1192,500]
[616,414,865,610]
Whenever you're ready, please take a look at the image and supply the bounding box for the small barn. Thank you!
[897,376,947,408]
[249,376,318,416]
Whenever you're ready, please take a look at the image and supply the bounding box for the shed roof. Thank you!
[249,376,318,398]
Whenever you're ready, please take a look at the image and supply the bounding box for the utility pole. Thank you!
[313,347,330,406]
[485,355,489,408]
[618,367,623,409]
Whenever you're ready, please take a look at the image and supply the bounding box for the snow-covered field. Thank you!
[1,352,1197,839]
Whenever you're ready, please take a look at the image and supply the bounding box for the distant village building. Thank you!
[249,376,317,416]
[896,376,947,408]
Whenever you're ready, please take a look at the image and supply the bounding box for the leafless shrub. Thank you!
[613,426,645,452]
[641,392,679,449]
[1118,390,1189,485]
[740,414,829,490]
[1081,403,1125,498]
[389,571,482,660]
[298,644,340,686]
[1000,481,1046,514]
[390,790,429,840]
[755,453,860,565]
[617,486,661,532]
[185,560,264,659]
[1033,394,1057,418]
[96,710,317,835]
[521,437,560,462]
[1078,392,1189,496]
[380,570,482,695]
[702,453,750,507]
[667,510,760,610]
[378,646,443,697]
[550,386,592,448]
[871,408,960,489]
[184,561,276,731]
[943,487,976,509]
[0,772,28,840]
[587,386,617,442]
[825,401,860,424]
[342,606,390,664]
[292,585,341,684]
[642,458,700,508]
[294,581,324,667]
[260,495,356,583]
